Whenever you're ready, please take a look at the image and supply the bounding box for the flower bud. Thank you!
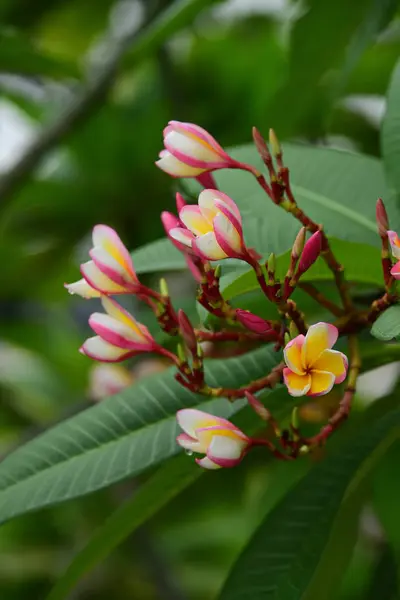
[292,227,306,260]
[252,126,271,163]
[269,128,281,158]
[235,309,272,334]
[296,231,322,278]
[176,192,187,213]
[178,309,197,353]
[376,198,389,238]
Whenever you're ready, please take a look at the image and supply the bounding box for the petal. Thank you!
[213,212,243,256]
[308,370,336,397]
[199,189,242,222]
[81,261,128,294]
[207,435,247,468]
[176,433,202,453]
[176,409,235,438]
[283,368,311,397]
[156,150,204,177]
[312,349,348,384]
[80,336,133,362]
[193,232,227,260]
[283,335,306,375]
[302,322,338,368]
[101,297,152,342]
[89,364,133,400]
[166,121,227,156]
[64,278,101,298]
[169,227,195,249]
[89,313,150,349]
[92,225,135,278]
[195,456,221,470]
[165,130,221,163]
[196,425,248,454]
[391,260,400,280]
[180,206,212,236]
[90,247,133,287]
[388,230,400,259]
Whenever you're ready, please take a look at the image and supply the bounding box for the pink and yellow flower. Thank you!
[177,409,251,469]
[156,121,237,178]
[388,230,400,279]
[80,296,156,362]
[65,225,138,297]
[169,189,246,261]
[283,323,348,397]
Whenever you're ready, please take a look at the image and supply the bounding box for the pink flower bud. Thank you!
[376,198,389,238]
[296,231,322,278]
[176,192,186,213]
[178,309,197,352]
[245,391,271,421]
[235,309,272,334]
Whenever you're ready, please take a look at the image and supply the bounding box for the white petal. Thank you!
[169,228,193,247]
[176,408,218,438]
[196,456,221,470]
[65,278,100,298]
[213,212,242,253]
[195,232,227,260]
[81,261,127,293]
[90,313,145,344]
[81,336,130,361]
[165,131,220,162]
[156,151,204,176]
[91,246,126,276]
[208,435,246,461]
[176,434,202,453]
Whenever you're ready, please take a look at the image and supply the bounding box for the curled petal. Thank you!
[166,121,228,158]
[64,278,101,299]
[312,349,348,384]
[89,313,152,350]
[176,409,236,439]
[90,247,135,288]
[195,456,221,470]
[198,189,241,222]
[213,212,244,257]
[156,150,205,177]
[207,435,246,468]
[308,370,335,397]
[301,322,338,369]
[80,336,134,362]
[283,368,311,397]
[180,206,211,236]
[193,231,227,260]
[92,225,135,279]
[388,230,400,260]
[81,261,128,295]
[391,259,400,280]
[164,130,223,168]
[283,335,306,375]
[101,296,153,343]
[169,227,195,249]
[176,433,202,453]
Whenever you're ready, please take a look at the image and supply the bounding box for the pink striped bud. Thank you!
[376,198,389,238]
[236,309,272,334]
[178,309,197,352]
[296,231,322,278]
[176,192,187,213]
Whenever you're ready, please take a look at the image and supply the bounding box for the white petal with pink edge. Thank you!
[198,189,241,221]
[207,435,246,467]
[165,130,221,162]
[180,206,211,236]
[89,313,147,346]
[176,433,202,453]
[283,336,305,375]
[64,279,101,298]
[195,456,221,470]
[388,231,400,259]
[156,151,204,177]
[213,212,243,254]
[169,227,194,248]
[176,409,234,438]
[81,261,127,294]
[193,232,227,260]
[80,336,132,362]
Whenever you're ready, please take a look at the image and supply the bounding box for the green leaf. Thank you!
[218,408,400,600]
[222,239,383,305]
[382,57,400,197]
[0,345,281,525]
[370,305,400,340]
[45,454,201,600]
[373,442,400,559]
[131,238,186,274]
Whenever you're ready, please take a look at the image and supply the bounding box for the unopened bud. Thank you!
[236,309,272,334]
[214,264,222,279]
[269,128,281,157]
[376,198,389,238]
[291,407,299,430]
[196,342,203,358]
[284,332,291,346]
[252,126,272,163]
[159,277,169,298]
[296,231,322,278]
[289,321,299,339]
[292,227,306,260]
[177,343,187,363]
[245,391,270,421]
[176,192,186,214]
[178,309,197,352]
[267,253,276,276]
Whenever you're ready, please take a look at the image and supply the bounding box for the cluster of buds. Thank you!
[66,121,398,469]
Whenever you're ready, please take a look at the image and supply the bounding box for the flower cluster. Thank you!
[66,120,398,469]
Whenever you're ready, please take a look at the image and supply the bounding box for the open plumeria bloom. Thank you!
[169,189,246,261]
[156,121,238,178]
[176,409,251,469]
[81,296,156,362]
[65,225,139,297]
[283,323,348,397]
[387,230,400,279]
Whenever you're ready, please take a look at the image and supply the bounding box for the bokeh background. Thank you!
[1,0,400,598]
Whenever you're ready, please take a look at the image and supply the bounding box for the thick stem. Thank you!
[206,362,285,400]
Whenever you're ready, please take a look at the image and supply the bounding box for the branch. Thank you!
[0,0,220,213]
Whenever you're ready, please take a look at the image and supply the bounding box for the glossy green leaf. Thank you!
[372,442,400,559]
[218,408,400,600]
[382,57,400,197]
[131,238,185,274]
[0,345,281,525]
[370,305,400,340]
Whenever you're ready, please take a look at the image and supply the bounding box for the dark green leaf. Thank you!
[131,238,185,274]
[370,305,400,340]
[382,57,400,197]
[218,408,400,600]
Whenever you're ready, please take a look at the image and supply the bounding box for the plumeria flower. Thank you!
[65,225,139,297]
[89,364,134,401]
[81,296,157,362]
[169,189,246,261]
[156,121,239,178]
[283,323,348,397]
[388,230,400,279]
[177,409,251,469]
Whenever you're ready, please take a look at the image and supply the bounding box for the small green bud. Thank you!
[284,332,291,346]
[214,265,222,279]
[269,128,281,157]
[267,253,276,274]
[177,343,187,363]
[159,277,169,298]
[289,321,299,339]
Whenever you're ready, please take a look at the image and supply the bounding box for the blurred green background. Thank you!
[1,0,400,598]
